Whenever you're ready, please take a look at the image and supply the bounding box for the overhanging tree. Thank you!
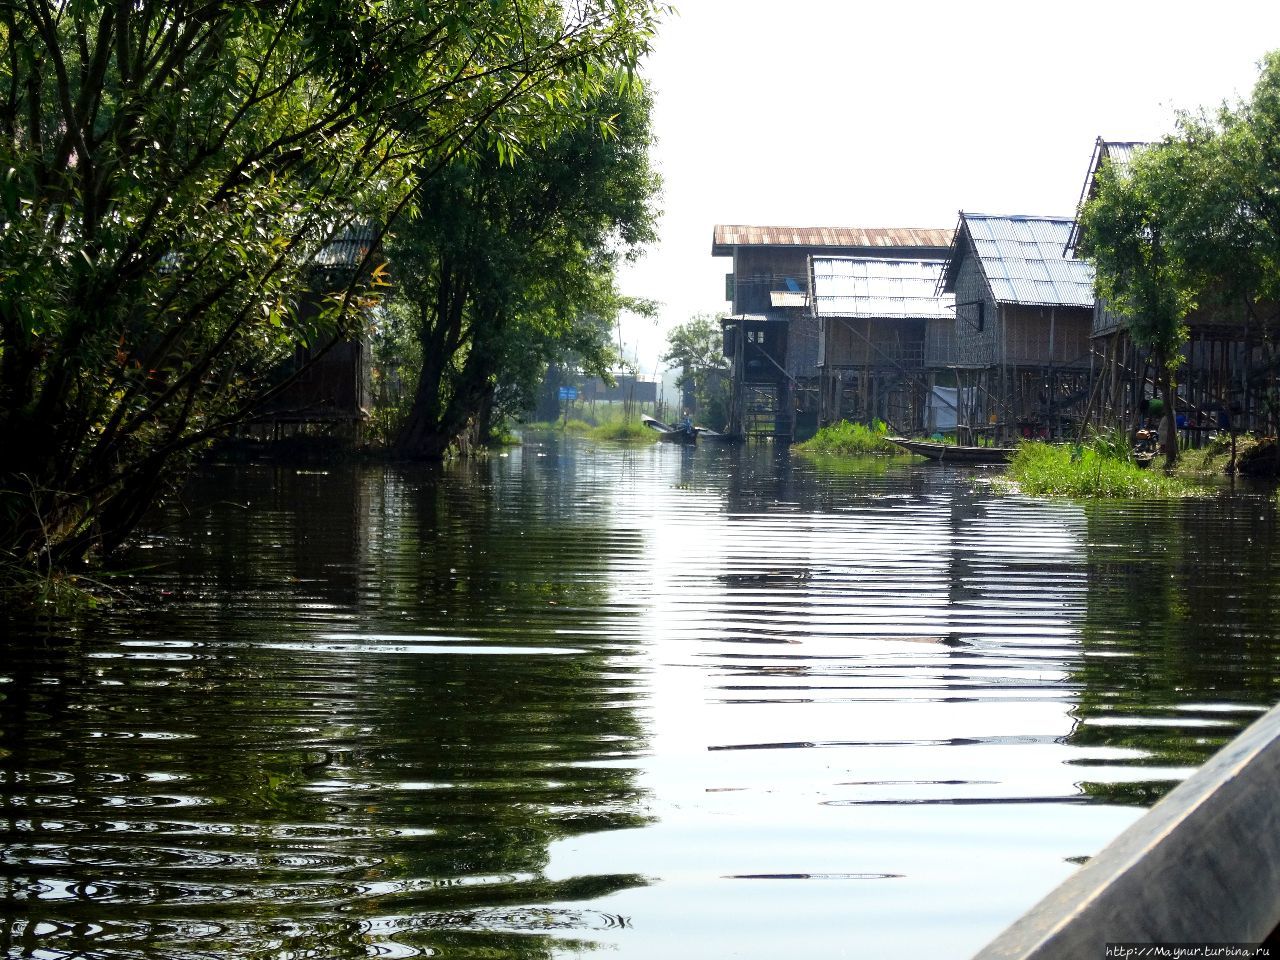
[389,76,660,458]
[0,0,665,568]
[1175,54,1280,451]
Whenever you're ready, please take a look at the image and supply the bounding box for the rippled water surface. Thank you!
[4,437,1280,958]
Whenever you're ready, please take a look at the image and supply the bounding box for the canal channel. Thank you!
[3,436,1279,958]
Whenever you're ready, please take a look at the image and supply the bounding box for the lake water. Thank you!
[3,436,1279,958]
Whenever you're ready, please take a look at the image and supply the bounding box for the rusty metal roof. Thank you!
[713,224,953,255]
[942,213,1095,308]
[811,257,953,320]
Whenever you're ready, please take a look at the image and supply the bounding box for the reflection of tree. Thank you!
[0,459,650,959]
[1068,500,1280,806]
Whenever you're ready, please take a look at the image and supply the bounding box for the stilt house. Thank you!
[939,213,1095,442]
[714,225,950,440]
[809,256,954,433]
[255,224,377,435]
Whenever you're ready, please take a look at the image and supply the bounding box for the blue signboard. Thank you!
[558,386,578,401]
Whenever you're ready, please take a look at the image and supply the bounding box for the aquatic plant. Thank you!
[0,553,115,616]
[484,426,521,448]
[1007,442,1203,499]
[795,420,898,456]
[587,418,657,442]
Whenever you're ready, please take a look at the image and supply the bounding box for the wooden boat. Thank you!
[641,415,697,445]
[886,436,1015,464]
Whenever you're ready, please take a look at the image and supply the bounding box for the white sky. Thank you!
[616,0,1280,376]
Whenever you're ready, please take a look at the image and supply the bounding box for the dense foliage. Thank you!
[0,0,665,569]
[389,79,659,458]
[1079,50,1280,464]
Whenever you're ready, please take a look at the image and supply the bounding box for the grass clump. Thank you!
[795,420,897,456]
[584,407,658,442]
[1008,441,1203,498]
[587,417,657,442]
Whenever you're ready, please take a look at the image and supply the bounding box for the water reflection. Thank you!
[1,456,651,959]
[1068,497,1280,805]
[2,438,1279,958]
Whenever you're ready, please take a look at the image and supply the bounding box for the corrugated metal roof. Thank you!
[1098,140,1146,175]
[948,213,1095,308]
[1065,138,1150,253]
[713,224,953,254]
[812,257,954,319]
[313,224,377,270]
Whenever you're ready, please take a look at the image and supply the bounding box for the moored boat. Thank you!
[887,436,1015,464]
[642,415,698,444]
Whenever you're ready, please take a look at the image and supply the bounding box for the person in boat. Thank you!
[677,411,693,434]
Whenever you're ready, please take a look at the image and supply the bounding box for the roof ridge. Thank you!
[960,212,1075,223]
[812,255,948,262]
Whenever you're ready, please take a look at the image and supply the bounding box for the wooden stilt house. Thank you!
[253,225,378,437]
[938,213,1095,443]
[1068,138,1270,443]
[809,256,954,433]
[714,225,951,440]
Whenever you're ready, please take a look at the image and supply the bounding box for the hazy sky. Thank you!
[616,0,1280,375]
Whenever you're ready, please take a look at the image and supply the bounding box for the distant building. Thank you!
[582,375,658,405]
[713,225,951,439]
[810,256,954,432]
[939,213,1095,441]
[532,369,658,421]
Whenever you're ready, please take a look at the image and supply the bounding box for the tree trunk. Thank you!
[473,385,496,447]
[394,341,451,459]
[1157,348,1178,467]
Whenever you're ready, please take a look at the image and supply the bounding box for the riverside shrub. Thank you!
[1009,442,1201,498]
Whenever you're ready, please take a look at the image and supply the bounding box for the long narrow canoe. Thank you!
[887,436,1016,464]
[641,415,697,445]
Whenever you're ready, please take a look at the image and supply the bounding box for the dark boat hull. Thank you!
[642,415,698,444]
[887,437,1015,464]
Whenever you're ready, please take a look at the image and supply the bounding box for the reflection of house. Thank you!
[1069,138,1263,439]
[714,225,951,440]
[256,225,377,432]
[811,256,954,432]
[939,213,1094,441]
